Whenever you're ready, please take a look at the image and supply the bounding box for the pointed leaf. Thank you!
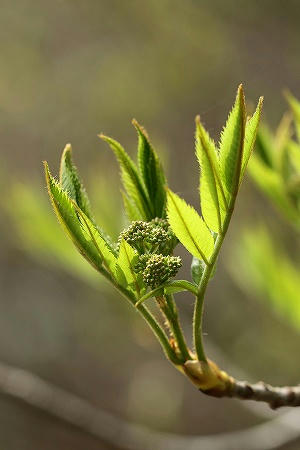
[166,190,214,263]
[195,117,227,232]
[44,162,103,273]
[99,134,151,220]
[191,256,205,284]
[285,91,300,143]
[115,239,142,294]
[163,280,198,295]
[73,203,117,275]
[219,84,246,198]
[135,286,164,306]
[133,119,167,218]
[121,191,142,221]
[255,124,275,168]
[59,143,92,218]
[240,96,263,182]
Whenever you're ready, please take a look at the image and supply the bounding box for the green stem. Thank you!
[193,205,235,361]
[100,269,182,365]
[164,294,191,361]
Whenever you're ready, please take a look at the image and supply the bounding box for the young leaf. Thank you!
[44,162,103,273]
[115,239,142,294]
[195,116,227,233]
[73,203,117,275]
[219,84,246,199]
[191,256,205,284]
[249,156,300,226]
[285,91,300,143]
[255,124,275,168]
[121,191,142,221]
[166,189,214,264]
[163,280,198,295]
[135,279,198,306]
[240,96,264,182]
[59,143,92,219]
[135,286,164,306]
[133,119,167,218]
[99,134,151,220]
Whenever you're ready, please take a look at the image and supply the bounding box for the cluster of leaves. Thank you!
[44,85,263,364]
[231,225,300,332]
[166,86,263,272]
[232,92,300,333]
[248,92,300,230]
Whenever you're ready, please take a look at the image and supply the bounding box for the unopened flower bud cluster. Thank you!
[118,219,181,288]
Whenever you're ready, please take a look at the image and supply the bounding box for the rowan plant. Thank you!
[44,85,300,409]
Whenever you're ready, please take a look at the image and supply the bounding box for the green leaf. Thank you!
[255,123,275,168]
[249,156,300,227]
[99,134,151,220]
[59,143,92,219]
[285,91,300,143]
[288,140,300,173]
[135,279,197,306]
[163,280,198,295]
[115,239,142,294]
[231,225,300,332]
[73,203,117,275]
[135,286,164,306]
[219,84,246,199]
[166,189,214,263]
[240,96,264,182]
[191,256,205,284]
[121,191,142,221]
[44,162,103,273]
[133,119,167,218]
[195,116,227,233]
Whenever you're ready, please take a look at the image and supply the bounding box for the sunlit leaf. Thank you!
[133,119,167,218]
[99,134,151,220]
[115,239,142,294]
[219,84,246,199]
[44,162,103,273]
[240,96,263,182]
[166,189,214,263]
[195,116,227,232]
[59,143,92,219]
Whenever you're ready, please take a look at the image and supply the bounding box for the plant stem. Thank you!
[100,269,182,365]
[193,205,235,361]
[164,294,191,361]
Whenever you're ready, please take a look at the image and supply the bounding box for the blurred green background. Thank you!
[1,0,300,448]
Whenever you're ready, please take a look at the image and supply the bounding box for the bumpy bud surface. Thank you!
[142,254,182,288]
[118,218,177,255]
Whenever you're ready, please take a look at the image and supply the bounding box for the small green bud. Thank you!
[118,218,178,255]
[142,254,182,288]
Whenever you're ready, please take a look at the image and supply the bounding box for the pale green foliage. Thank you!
[231,226,300,331]
[99,121,167,222]
[249,94,300,230]
[285,91,300,142]
[43,85,263,364]
[232,91,300,335]
[219,84,246,198]
[240,97,264,181]
[59,143,92,219]
[134,120,166,218]
[166,189,214,263]
[115,239,143,293]
[44,163,104,273]
[195,116,227,233]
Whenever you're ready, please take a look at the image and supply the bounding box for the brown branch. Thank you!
[183,359,300,409]
[204,380,300,409]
